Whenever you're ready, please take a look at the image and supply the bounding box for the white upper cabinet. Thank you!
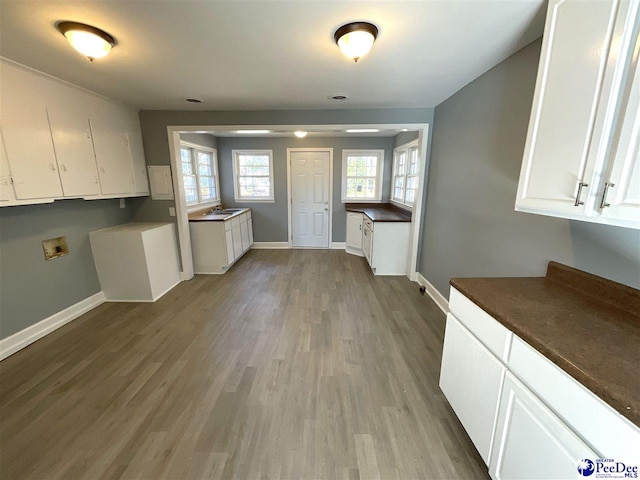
[1,74,63,200]
[516,0,640,229]
[0,59,149,207]
[0,132,15,203]
[127,130,150,194]
[91,120,134,196]
[47,107,101,197]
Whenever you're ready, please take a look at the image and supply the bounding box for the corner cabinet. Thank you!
[345,212,364,256]
[516,0,640,229]
[0,59,149,207]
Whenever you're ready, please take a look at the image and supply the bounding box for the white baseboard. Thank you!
[0,291,106,361]
[251,242,289,249]
[331,242,346,249]
[415,272,449,314]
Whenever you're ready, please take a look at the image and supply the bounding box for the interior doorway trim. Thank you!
[166,123,430,281]
[286,148,334,249]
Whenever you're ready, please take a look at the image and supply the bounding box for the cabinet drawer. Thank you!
[509,336,640,457]
[449,288,512,362]
[224,219,232,231]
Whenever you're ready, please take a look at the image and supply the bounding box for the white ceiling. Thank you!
[0,1,546,111]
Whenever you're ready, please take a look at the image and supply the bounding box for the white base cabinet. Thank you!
[363,217,410,276]
[190,210,253,274]
[441,287,640,478]
[89,223,181,302]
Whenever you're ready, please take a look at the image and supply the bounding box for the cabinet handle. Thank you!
[359,224,362,231]
[49,163,56,172]
[100,167,105,173]
[574,182,588,206]
[599,182,615,209]
[60,164,67,172]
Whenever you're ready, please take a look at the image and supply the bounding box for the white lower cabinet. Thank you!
[440,313,506,463]
[345,212,364,256]
[363,218,410,275]
[489,373,597,480]
[190,210,253,274]
[441,287,640,478]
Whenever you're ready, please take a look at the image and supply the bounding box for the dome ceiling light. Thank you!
[57,21,116,62]
[334,21,378,63]
[294,131,308,138]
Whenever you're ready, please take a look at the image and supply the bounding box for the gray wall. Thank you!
[0,199,132,339]
[393,131,419,147]
[179,133,218,149]
[215,136,394,242]
[130,108,434,225]
[420,39,640,297]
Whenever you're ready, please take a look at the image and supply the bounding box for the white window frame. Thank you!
[391,140,419,209]
[341,149,385,202]
[232,149,275,203]
[180,142,221,211]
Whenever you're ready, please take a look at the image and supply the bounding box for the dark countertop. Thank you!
[345,203,412,222]
[450,262,640,427]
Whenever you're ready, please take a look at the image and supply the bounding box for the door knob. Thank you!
[324,201,328,204]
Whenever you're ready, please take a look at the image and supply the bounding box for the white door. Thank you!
[440,314,506,464]
[599,45,640,224]
[225,228,234,266]
[290,150,331,247]
[362,224,373,264]
[47,108,100,197]
[240,216,250,252]
[489,372,597,480]
[516,0,619,215]
[90,119,133,195]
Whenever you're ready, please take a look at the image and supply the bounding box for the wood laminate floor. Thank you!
[0,250,487,480]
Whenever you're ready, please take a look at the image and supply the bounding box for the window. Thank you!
[392,141,419,208]
[180,142,219,206]
[232,150,274,202]
[341,149,384,202]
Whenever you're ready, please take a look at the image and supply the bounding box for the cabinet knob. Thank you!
[574,182,588,206]
[60,164,67,173]
[49,163,56,172]
[599,182,615,209]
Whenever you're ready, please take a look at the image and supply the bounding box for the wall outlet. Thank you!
[42,236,69,261]
[169,207,176,217]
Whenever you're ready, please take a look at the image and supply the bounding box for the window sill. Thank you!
[234,198,275,203]
[390,199,413,211]
[341,198,382,203]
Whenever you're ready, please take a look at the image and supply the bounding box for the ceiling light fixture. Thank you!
[329,94,349,101]
[334,21,378,62]
[57,21,116,61]
[235,130,271,134]
[346,129,380,133]
[294,131,308,138]
[185,98,203,103]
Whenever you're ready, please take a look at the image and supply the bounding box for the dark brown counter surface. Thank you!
[188,208,250,222]
[345,203,412,222]
[450,262,640,427]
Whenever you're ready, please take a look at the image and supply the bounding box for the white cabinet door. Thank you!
[232,224,242,259]
[127,130,149,194]
[599,44,640,224]
[90,119,133,195]
[47,108,100,197]
[346,212,363,251]
[1,106,62,200]
[0,132,15,203]
[517,0,619,216]
[240,217,250,252]
[362,225,372,264]
[489,372,597,480]
[248,216,254,246]
[440,314,506,464]
[225,228,235,265]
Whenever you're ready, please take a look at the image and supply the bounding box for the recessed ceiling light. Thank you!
[185,98,203,103]
[329,94,349,101]
[57,21,116,61]
[294,131,308,138]
[235,130,271,134]
[334,22,379,62]
[346,129,380,133]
